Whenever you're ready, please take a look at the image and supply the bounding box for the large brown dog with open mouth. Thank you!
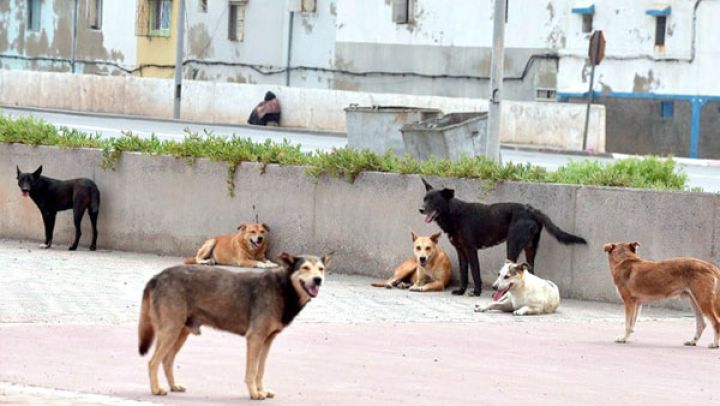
[139,252,331,400]
[371,231,452,292]
[604,241,720,348]
[184,223,277,268]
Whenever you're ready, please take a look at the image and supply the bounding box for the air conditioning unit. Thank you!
[535,88,557,102]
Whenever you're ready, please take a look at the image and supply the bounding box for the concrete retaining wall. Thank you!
[0,70,605,151]
[2,144,715,307]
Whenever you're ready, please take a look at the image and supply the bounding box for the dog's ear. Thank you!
[603,243,615,253]
[322,252,334,267]
[32,165,42,178]
[278,252,298,268]
[16,165,21,178]
[518,262,531,273]
[410,230,418,242]
[261,223,270,232]
[628,242,640,252]
[440,188,454,199]
[421,177,433,191]
[429,231,442,244]
[237,224,247,231]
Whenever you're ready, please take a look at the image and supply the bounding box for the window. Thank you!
[582,14,593,33]
[199,0,207,13]
[660,101,674,119]
[655,16,666,46]
[27,0,41,32]
[301,0,316,13]
[88,0,103,30]
[392,0,414,24]
[228,1,248,42]
[135,0,172,36]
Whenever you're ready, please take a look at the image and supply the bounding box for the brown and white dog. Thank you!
[371,231,452,292]
[184,223,277,268]
[604,241,720,348]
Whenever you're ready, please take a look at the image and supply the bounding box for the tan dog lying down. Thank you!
[371,231,452,292]
[604,241,720,348]
[184,223,277,268]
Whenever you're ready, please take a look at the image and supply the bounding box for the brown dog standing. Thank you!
[371,231,452,292]
[185,223,277,268]
[604,241,720,348]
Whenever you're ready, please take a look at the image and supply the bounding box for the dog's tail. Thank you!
[90,188,100,214]
[528,206,587,245]
[183,257,197,265]
[371,281,391,288]
[138,278,156,356]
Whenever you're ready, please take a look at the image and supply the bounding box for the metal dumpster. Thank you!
[344,106,442,155]
[400,112,488,162]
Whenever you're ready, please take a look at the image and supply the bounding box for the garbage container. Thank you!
[344,106,442,155]
[400,112,488,162]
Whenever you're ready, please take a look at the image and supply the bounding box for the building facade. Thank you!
[1,1,718,157]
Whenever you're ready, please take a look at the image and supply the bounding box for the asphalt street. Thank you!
[3,107,719,192]
[1,239,719,405]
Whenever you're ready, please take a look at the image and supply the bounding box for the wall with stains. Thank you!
[0,0,136,74]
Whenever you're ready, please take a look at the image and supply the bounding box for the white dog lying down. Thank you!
[475,261,560,315]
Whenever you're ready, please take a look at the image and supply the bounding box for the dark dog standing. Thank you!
[419,178,586,296]
[16,165,100,251]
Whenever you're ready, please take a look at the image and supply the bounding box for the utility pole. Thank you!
[173,0,187,119]
[486,0,506,162]
[70,0,78,73]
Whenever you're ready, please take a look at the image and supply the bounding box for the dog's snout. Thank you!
[313,276,323,286]
[418,208,426,214]
[419,256,427,263]
[257,236,264,242]
[492,284,498,291]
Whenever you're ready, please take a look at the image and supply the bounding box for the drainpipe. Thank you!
[173,0,187,119]
[71,0,78,73]
[285,11,294,87]
[486,0,506,163]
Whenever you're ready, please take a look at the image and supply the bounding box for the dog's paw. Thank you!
[256,261,275,269]
[67,245,78,251]
[89,245,97,251]
[614,337,628,344]
[684,340,698,346]
[451,288,466,295]
[409,286,423,292]
[38,243,50,249]
[474,304,488,312]
[250,391,267,400]
[152,388,168,396]
[259,389,274,398]
[708,342,719,349]
[170,384,186,392]
[468,290,482,297]
[513,309,526,316]
[264,261,279,268]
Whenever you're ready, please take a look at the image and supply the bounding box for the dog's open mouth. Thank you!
[21,191,29,197]
[249,239,262,249]
[301,280,320,298]
[492,287,510,301]
[424,210,438,223]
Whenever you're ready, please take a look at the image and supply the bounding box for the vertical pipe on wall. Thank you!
[285,11,295,87]
[71,0,78,73]
[173,0,187,119]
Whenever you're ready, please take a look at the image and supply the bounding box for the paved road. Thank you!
[1,239,718,405]
[2,107,719,191]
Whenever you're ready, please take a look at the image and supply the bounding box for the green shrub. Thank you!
[0,115,693,194]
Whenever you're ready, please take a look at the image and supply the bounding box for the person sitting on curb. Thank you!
[247,91,281,126]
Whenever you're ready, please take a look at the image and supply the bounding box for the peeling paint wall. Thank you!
[0,0,136,75]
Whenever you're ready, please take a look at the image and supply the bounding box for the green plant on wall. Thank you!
[0,115,693,196]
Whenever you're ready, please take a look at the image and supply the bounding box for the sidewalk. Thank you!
[0,239,717,405]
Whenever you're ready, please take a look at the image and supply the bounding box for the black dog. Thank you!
[16,165,100,251]
[419,178,586,296]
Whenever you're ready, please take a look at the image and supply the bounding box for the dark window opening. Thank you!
[660,101,674,119]
[582,14,593,33]
[655,16,667,46]
[27,0,41,32]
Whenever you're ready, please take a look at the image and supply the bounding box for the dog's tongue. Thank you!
[308,284,319,298]
[492,288,508,302]
[21,191,29,197]
[424,212,434,223]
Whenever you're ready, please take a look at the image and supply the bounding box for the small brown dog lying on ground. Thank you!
[371,231,452,292]
[184,223,277,268]
[604,241,720,348]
